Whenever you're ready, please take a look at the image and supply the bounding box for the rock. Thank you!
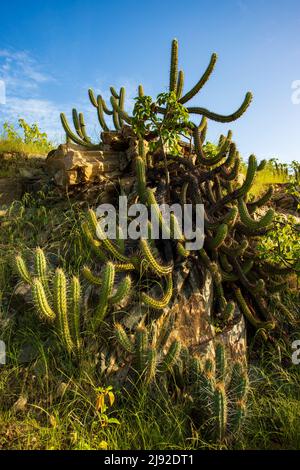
[46,143,128,187]
[11,282,32,311]
[109,261,247,384]
[13,395,27,412]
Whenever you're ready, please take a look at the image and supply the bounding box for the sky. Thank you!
[0,0,300,163]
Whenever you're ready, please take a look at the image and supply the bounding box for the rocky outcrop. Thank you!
[46,128,138,188]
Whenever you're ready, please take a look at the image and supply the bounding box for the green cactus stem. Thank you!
[139,238,173,277]
[114,322,135,353]
[110,275,132,305]
[233,287,275,331]
[179,53,217,104]
[94,262,115,326]
[160,339,181,372]
[238,197,274,231]
[15,254,32,285]
[213,382,228,442]
[169,39,178,93]
[141,273,173,310]
[70,276,81,351]
[186,92,253,123]
[32,278,55,322]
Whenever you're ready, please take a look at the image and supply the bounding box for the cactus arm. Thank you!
[141,274,173,309]
[78,112,92,143]
[247,186,273,213]
[110,96,133,125]
[257,159,267,171]
[114,322,134,353]
[32,278,56,321]
[238,198,274,230]
[138,84,144,97]
[94,262,115,325]
[169,39,178,93]
[110,86,119,99]
[110,275,132,304]
[221,259,254,282]
[96,96,110,131]
[60,112,101,149]
[81,221,107,262]
[71,276,81,351]
[208,224,228,250]
[145,347,158,384]
[233,287,275,331]
[118,87,125,127]
[135,156,147,198]
[82,266,102,285]
[187,92,253,123]
[194,127,231,166]
[160,339,181,372]
[15,255,32,285]
[179,53,217,104]
[143,188,172,239]
[88,88,98,107]
[215,343,226,383]
[72,108,84,139]
[135,326,148,373]
[176,70,184,99]
[220,239,248,257]
[139,238,173,277]
[100,96,113,116]
[236,154,257,197]
[87,209,133,264]
[213,383,228,442]
[54,269,73,353]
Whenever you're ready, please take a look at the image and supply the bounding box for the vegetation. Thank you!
[0,39,299,450]
[0,119,53,155]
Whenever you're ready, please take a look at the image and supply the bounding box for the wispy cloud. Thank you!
[0,48,63,141]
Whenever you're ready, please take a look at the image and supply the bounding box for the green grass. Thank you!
[0,139,52,156]
[243,165,290,198]
[0,157,299,450]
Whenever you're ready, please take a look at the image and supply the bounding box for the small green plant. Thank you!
[0,119,53,154]
[257,212,300,277]
[95,385,120,428]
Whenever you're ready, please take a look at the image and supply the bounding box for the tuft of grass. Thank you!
[242,164,290,199]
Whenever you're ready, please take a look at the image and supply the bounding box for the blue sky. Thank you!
[0,0,300,163]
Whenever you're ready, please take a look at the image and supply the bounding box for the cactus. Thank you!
[32,278,56,322]
[141,274,173,310]
[238,197,274,231]
[54,268,74,354]
[15,254,32,285]
[114,322,181,383]
[139,238,173,277]
[185,343,249,443]
[14,254,84,355]
[169,38,178,93]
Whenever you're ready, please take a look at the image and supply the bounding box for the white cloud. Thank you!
[1,96,63,142]
[0,48,62,142]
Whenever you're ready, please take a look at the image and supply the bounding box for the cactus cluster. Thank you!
[15,248,82,354]
[114,319,181,384]
[181,343,248,443]
[63,39,294,342]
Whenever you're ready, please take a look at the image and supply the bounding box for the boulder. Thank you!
[46,143,129,187]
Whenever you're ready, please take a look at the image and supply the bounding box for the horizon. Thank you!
[0,0,300,163]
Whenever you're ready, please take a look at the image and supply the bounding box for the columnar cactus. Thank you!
[183,343,249,443]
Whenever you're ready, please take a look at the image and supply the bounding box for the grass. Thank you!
[0,139,53,156]
[0,153,299,450]
[243,164,289,198]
